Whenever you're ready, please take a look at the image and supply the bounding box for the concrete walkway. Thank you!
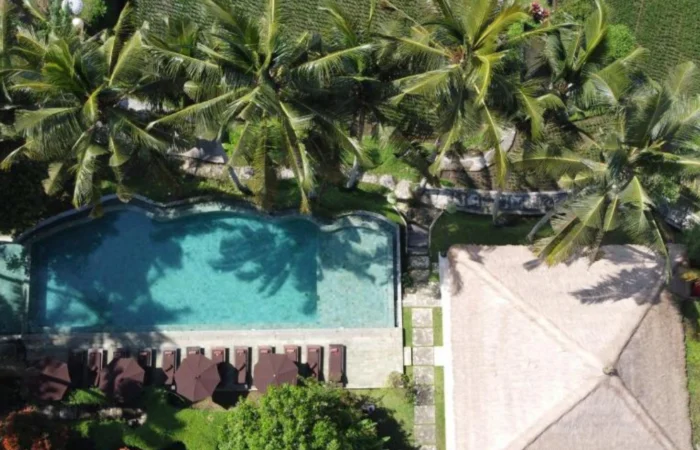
[412,307,438,450]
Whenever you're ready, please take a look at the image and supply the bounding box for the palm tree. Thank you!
[379,0,566,222]
[523,62,700,268]
[542,0,647,115]
[1,4,174,212]
[146,0,369,212]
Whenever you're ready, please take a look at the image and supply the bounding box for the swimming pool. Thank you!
[26,202,397,332]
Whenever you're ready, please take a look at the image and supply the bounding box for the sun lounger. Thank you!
[68,349,85,388]
[258,346,273,359]
[138,349,154,384]
[234,347,249,386]
[87,348,105,387]
[186,346,202,356]
[284,345,299,364]
[306,346,322,381]
[211,347,227,384]
[160,349,178,386]
[329,344,345,385]
[112,348,128,362]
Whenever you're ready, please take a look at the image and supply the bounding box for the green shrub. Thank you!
[218,382,386,450]
[79,0,107,25]
[605,24,637,62]
[0,159,57,235]
[557,0,595,22]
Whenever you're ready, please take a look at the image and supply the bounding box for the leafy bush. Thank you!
[218,382,386,450]
[385,371,417,404]
[79,0,107,25]
[364,137,422,182]
[557,0,595,21]
[0,407,73,450]
[0,159,57,235]
[605,24,637,62]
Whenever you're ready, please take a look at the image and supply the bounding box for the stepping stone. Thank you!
[414,405,436,424]
[409,255,431,270]
[414,424,436,445]
[413,347,434,365]
[412,328,434,347]
[413,366,435,385]
[412,308,433,328]
[415,385,435,405]
[409,269,430,283]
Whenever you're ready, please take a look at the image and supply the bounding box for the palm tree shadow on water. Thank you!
[24,210,188,353]
[208,217,395,318]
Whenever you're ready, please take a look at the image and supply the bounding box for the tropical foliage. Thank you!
[526,61,700,267]
[0,0,699,265]
[218,382,386,450]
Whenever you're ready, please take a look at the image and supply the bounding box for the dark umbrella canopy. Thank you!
[99,357,145,403]
[253,353,298,394]
[30,357,71,401]
[174,354,220,402]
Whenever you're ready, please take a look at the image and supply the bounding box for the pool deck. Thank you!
[19,327,403,389]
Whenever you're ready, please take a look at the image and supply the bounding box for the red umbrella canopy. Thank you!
[99,357,145,403]
[253,353,298,394]
[30,357,71,401]
[174,354,221,402]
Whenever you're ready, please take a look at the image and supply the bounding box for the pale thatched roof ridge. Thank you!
[444,245,692,450]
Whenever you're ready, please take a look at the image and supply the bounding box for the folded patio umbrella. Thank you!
[99,357,145,403]
[174,353,221,402]
[253,353,298,394]
[29,357,71,401]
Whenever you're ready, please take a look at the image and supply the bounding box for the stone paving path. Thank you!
[411,307,439,450]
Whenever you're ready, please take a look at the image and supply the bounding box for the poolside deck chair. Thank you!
[328,345,345,385]
[137,349,154,385]
[68,349,86,388]
[284,345,299,364]
[86,348,105,387]
[112,348,128,363]
[186,346,202,356]
[211,347,227,384]
[258,346,273,359]
[234,347,249,386]
[160,349,179,387]
[306,346,322,381]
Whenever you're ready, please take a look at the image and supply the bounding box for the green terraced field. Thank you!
[560,0,700,87]
[134,0,426,36]
[608,0,700,84]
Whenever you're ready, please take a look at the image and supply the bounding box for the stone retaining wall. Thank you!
[419,188,570,215]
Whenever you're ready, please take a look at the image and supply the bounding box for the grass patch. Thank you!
[429,212,551,259]
[433,308,443,347]
[352,388,415,449]
[73,389,227,450]
[434,366,446,450]
[403,308,413,347]
[681,299,700,445]
[65,388,108,406]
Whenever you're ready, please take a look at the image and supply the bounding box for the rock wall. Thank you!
[419,188,570,215]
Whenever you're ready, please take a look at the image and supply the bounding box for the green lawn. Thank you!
[605,0,700,90]
[430,212,550,259]
[403,308,413,347]
[681,300,700,445]
[433,308,443,347]
[434,367,446,450]
[73,389,227,450]
[350,388,415,450]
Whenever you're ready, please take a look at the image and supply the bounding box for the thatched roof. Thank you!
[443,245,691,450]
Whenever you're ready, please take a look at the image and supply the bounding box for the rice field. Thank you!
[135,0,427,37]
[605,0,700,87]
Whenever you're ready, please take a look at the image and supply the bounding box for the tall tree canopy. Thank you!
[218,383,386,450]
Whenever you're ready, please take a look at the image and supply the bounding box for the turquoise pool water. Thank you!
[28,208,396,331]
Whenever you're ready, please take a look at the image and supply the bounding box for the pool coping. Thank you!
[5,194,402,335]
